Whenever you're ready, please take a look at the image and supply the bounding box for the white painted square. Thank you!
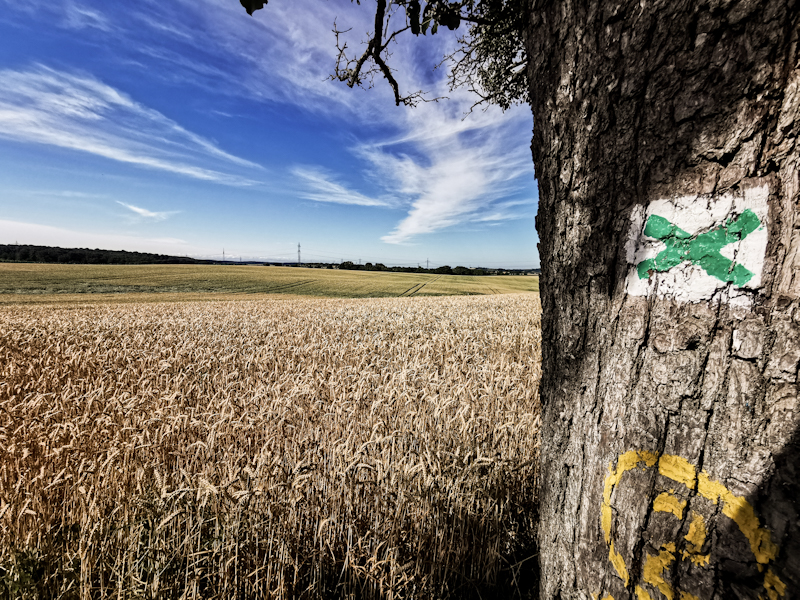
[625,185,769,304]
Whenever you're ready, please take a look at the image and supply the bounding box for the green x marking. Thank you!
[636,209,761,286]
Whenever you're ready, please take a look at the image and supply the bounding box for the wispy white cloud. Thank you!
[63,1,111,31]
[293,100,535,242]
[292,167,392,207]
[132,11,193,41]
[0,65,263,185]
[135,44,235,85]
[196,0,536,241]
[116,201,178,221]
[1,0,536,244]
[230,1,534,240]
[20,189,109,199]
[472,199,535,222]
[362,102,536,243]
[121,0,421,117]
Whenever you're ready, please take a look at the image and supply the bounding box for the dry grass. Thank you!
[0,294,541,599]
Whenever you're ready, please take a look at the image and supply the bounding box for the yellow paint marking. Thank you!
[601,503,613,544]
[764,569,787,600]
[603,450,659,511]
[697,470,727,504]
[682,512,710,566]
[658,455,696,490]
[642,542,677,600]
[683,552,710,567]
[609,540,629,586]
[653,492,686,519]
[722,493,779,566]
[602,450,660,584]
[635,586,653,600]
[682,553,710,567]
[697,470,778,565]
[601,451,786,598]
[642,451,660,467]
[685,512,706,549]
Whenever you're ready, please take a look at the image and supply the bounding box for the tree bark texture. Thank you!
[526,1,800,599]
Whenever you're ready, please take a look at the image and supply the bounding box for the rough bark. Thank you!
[526,1,800,598]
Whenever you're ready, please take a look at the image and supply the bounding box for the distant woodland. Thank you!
[335,261,522,276]
[0,244,210,265]
[0,245,539,274]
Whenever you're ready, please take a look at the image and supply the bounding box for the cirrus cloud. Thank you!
[0,65,263,186]
[116,201,179,221]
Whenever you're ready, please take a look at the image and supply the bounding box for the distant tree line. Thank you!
[335,261,538,276]
[339,261,487,275]
[0,244,211,265]
[0,244,539,273]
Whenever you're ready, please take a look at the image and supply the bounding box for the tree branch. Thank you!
[331,0,438,106]
[243,0,526,110]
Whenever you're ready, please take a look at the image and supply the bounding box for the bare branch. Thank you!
[331,1,442,106]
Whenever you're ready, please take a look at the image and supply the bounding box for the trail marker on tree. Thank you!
[625,185,769,304]
[636,209,761,286]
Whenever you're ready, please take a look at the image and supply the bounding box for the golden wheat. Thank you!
[0,264,539,298]
[0,293,541,599]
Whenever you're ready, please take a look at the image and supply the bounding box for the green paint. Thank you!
[637,209,761,286]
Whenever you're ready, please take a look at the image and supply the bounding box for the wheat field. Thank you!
[0,293,541,599]
[0,264,539,299]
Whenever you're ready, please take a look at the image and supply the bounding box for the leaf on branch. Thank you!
[421,3,433,34]
[441,2,462,30]
[408,0,421,35]
[240,0,266,16]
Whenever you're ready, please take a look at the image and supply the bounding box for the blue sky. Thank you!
[0,0,539,268]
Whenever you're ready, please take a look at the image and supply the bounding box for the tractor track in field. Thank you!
[399,275,442,297]
[265,279,316,293]
[398,282,425,297]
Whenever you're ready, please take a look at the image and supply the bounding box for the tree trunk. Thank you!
[525,1,800,598]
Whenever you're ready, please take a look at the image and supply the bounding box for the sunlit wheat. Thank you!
[0,293,541,599]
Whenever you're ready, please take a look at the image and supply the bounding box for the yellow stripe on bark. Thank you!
[653,492,686,519]
[600,451,785,598]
